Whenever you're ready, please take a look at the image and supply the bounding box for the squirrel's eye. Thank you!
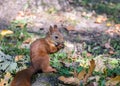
[55,36,58,39]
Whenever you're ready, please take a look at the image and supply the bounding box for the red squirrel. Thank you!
[10,25,64,86]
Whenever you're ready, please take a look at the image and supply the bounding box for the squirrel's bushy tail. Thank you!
[11,66,36,86]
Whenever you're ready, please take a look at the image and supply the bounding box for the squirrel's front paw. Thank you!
[43,66,57,73]
[57,43,64,49]
[51,68,57,72]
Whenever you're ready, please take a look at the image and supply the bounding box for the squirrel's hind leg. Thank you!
[41,56,57,73]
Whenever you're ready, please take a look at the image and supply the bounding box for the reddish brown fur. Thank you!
[11,25,64,86]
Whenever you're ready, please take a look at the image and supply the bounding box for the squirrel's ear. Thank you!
[50,25,53,29]
[54,25,57,29]
[49,25,53,33]
[49,25,58,33]
[53,25,59,31]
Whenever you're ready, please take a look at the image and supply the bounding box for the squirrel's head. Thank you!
[47,25,64,47]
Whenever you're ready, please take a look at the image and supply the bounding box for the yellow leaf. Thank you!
[77,70,86,80]
[106,22,112,27]
[106,75,120,86]
[0,30,13,36]
[95,15,107,24]
[15,55,24,62]
[95,18,102,23]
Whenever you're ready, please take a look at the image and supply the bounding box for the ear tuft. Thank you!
[50,25,53,29]
[48,25,53,34]
[54,25,57,28]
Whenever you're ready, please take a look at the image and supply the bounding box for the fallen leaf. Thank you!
[60,62,71,67]
[106,22,112,27]
[17,11,25,17]
[103,68,107,76]
[89,82,98,86]
[95,76,101,82]
[83,59,95,83]
[106,75,120,86]
[15,11,25,20]
[115,24,120,30]
[77,70,86,80]
[16,23,27,28]
[105,24,120,36]
[109,49,115,55]
[105,42,111,49]
[73,70,78,77]
[71,57,78,61]
[95,15,107,24]
[0,72,11,86]
[114,24,120,35]
[81,12,93,18]
[104,41,114,52]
[15,55,24,62]
[105,29,114,37]
[58,76,80,85]
[24,10,33,16]
[88,59,96,74]
[79,59,89,68]
[61,62,79,68]
[86,53,92,57]
[0,30,13,36]
[81,12,87,17]
[23,38,32,44]
[95,18,102,23]
[66,25,75,31]
[54,15,65,23]
[58,76,66,81]
[94,55,106,72]
[0,79,6,86]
